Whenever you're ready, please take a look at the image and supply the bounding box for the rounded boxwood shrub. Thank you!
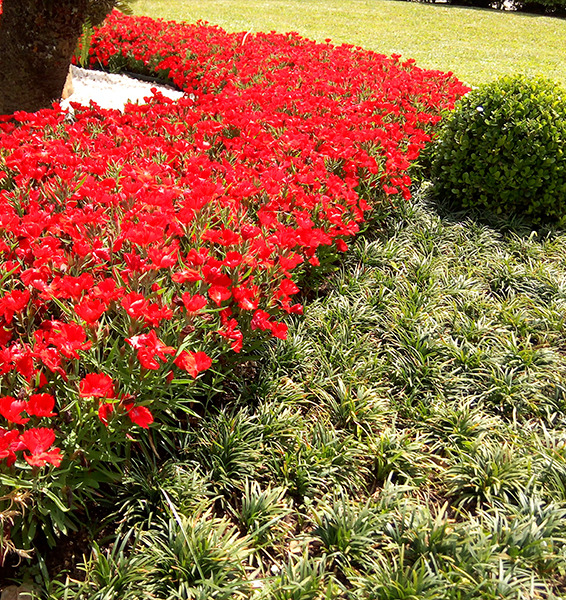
[431,75,566,225]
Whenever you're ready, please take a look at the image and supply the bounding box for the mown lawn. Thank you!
[133,0,566,86]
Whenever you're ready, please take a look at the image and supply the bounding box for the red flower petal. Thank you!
[174,350,212,378]
[127,405,154,428]
[98,401,114,426]
[79,373,115,398]
[26,393,56,417]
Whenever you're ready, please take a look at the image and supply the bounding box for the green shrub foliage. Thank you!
[407,0,566,15]
[514,0,566,14]
[432,75,566,225]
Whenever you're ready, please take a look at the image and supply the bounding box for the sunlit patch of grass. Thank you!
[132,0,566,87]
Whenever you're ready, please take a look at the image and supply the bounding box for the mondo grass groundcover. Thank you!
[0,11,467,544]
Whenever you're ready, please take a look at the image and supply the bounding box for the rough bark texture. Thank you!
[0,0,89,115]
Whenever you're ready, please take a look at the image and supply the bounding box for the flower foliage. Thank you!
[0,11,469,471]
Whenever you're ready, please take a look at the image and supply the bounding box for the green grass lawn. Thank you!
[132,0,566,86]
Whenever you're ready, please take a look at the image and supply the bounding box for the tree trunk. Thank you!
[0,0,88,115]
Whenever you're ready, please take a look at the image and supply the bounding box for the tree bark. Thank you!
[0,0,89,115]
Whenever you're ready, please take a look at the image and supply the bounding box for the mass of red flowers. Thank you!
[0,11,469,470]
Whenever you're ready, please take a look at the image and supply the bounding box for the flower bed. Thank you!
[0,11,467,486]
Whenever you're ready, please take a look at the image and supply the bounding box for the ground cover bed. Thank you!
[0,9,465,515]
[2,8,566,600]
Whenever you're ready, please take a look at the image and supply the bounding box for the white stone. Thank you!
[60,65,185,112]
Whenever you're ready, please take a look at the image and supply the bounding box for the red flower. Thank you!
[185,248,209,266]
[33,340,66,377]
[223,251,243,268]
[21,427,63,467]
[279,253,303,270]
[217,317,244,353]
[251,310,271,332]
[79,373,115,398]
[142,302,174,327]
[13,345,36,382]
[202,227,241,246]
[270,321,288,340]
[279,279,299,296]
[0,428,21,467]
[26,393,56,417]
[43,321,92,359]
[20,267,50,293]
[0,396,29,424]
[121,292,149,320]
[75,298,107,323]
[174,350,212,378]
[171,269,202,283]
[182,293,207,314]
[126,329,175,370]
[53,274,94,300]
[92,278,124,303]
[124,403,154,428]
[0,327,11,346]
[202,265,232,287]
[0,289,30,324]
[147,244,178,269]
[208,285,231,306]
[232,285,259,311]
[289,303,303,315]
[98,401,114,426]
